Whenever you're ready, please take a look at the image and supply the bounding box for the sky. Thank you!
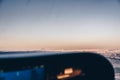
[0,0,120,51]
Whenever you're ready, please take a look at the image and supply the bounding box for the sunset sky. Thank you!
[0,0,120,51]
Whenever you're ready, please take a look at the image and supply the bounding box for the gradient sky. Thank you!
[0,0,120,51]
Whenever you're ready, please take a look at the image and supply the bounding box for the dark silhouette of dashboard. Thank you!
[0,52,114,80]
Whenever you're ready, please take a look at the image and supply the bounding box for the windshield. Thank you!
[0,0,120,80]
[0,0,120,51]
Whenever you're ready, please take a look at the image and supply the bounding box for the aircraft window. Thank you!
[0,0,119,80]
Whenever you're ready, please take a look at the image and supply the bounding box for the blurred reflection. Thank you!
[57,68,83,80]
[0,67,44,80]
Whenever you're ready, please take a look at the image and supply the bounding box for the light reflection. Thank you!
[57,68,82,80]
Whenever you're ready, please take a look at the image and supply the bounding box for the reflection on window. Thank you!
[0,67,44,80]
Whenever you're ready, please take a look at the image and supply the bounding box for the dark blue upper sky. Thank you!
[0,0,120,51]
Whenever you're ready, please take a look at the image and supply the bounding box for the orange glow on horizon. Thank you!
[0,39,120,51]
